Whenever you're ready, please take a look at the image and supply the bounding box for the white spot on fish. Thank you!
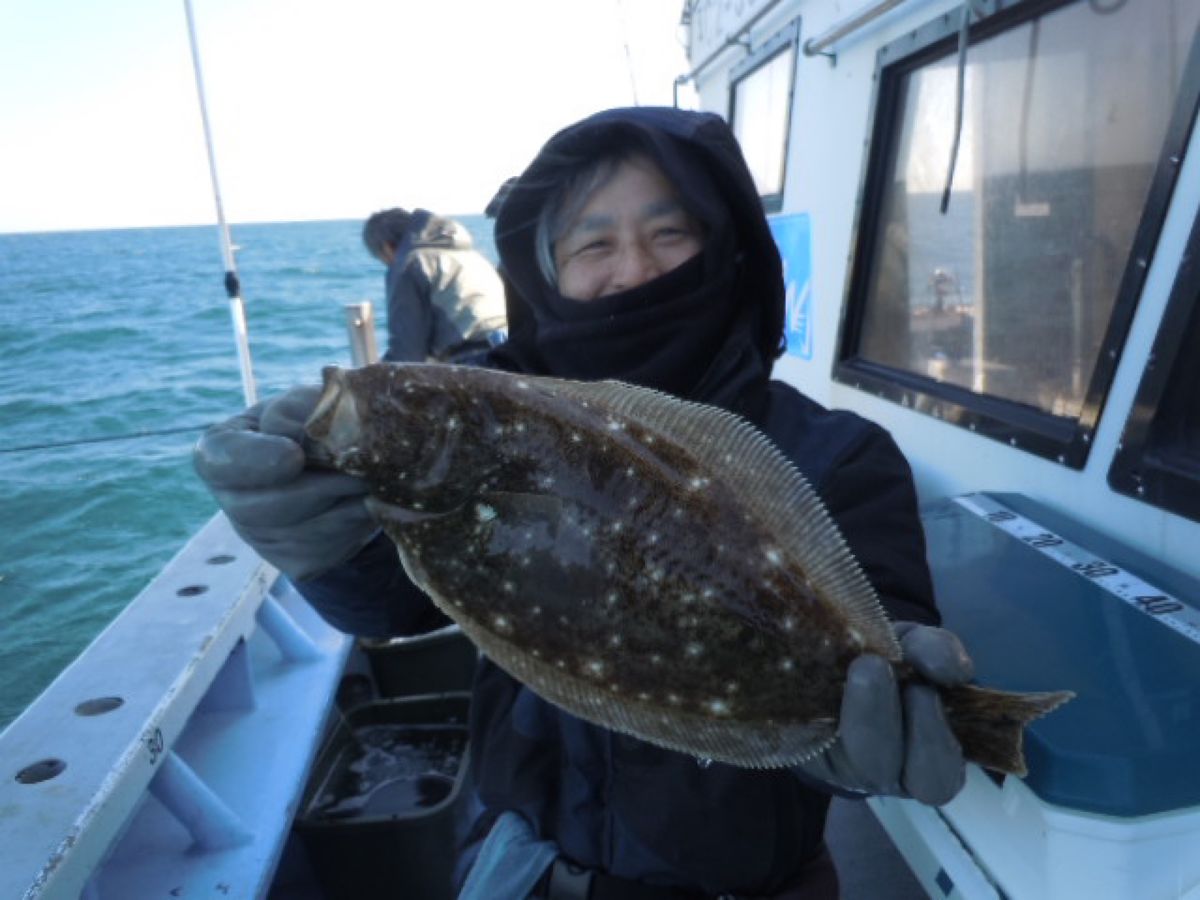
[707,699,732,716]
[650,654,663,666]
[531,605,542,616]
[647,532,659,545]
[606,419,625,431]
[531,648,542,658]
[609,683,620,693]
[492,615,512,633]
[680,615,699,629]
[610,522,624,533]
[502,581,516,594]
[642,434,655,445]
[516,380,530,389]
[667,693,682,705]
[725,681,739,694]
[637,692,651,701]
[782,616,797,632]
[625,467,635,478]
[649,568,663,582]
[608,634,622,648]
[539,475,556,489]
[685,642,704,658]
[556,659,567,669]
[475,504,497,522]
[780,658,796,672]
[585,660,605,677]
[764,547,782,565]
[515,422,527,433]
[688,477,710,490]
[571,432,583,443]
[848,629,864,648]
[447,417,460,431]
[605,592,619,607]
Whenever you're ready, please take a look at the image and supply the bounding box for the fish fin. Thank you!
[942,684,1075,777]
[364,496,454,526]
[543,377,900,659]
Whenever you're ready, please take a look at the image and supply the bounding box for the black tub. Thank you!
[362,625,479,698]
[296,693,471,900]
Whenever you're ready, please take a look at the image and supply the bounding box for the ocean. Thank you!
[0,216,496,729]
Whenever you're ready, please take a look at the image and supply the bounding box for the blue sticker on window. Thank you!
[768,213,813,360]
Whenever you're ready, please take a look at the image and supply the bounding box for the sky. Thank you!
[0,0,694,234]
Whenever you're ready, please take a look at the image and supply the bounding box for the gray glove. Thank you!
[797,622,973,806]
[193,385,378,581]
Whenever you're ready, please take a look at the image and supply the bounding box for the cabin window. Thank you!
[1109,211,1200,523]
[837,0,1200,466]
[729,21,798,212]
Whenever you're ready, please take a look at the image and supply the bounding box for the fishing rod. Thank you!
[183,0,258,406]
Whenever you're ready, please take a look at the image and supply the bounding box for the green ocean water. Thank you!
[0,217,496,729]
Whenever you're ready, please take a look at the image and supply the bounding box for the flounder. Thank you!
[304,363,1072,773]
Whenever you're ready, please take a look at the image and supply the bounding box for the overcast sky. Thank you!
[0,0,692,233]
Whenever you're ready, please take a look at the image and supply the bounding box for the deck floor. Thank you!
[272,796,928,898]
[827,797,928,898]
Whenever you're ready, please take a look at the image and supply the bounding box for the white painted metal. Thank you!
[684,0,1200,897]
[344,301,381,366]
[931,768,1200,900]
[692,0,1200,580]
[0,515,351,898]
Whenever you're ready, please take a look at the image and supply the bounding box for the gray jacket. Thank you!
[383,210,506,362]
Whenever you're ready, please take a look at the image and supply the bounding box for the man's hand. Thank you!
[193,385,377,581]
[796,623,973,806]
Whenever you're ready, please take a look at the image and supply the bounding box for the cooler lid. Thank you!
[921,492,1200,817]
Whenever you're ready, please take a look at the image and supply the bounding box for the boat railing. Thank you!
[0,514,352,898]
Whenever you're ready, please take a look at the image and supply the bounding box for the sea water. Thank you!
[0,217,496,729]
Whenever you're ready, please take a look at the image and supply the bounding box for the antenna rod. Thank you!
[184,0,257,406]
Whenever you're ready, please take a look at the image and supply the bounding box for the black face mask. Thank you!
[502,243,744,397]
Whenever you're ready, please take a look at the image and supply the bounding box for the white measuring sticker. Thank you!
[954,494,1200,647]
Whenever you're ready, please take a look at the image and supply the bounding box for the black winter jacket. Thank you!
[298,107,938,895]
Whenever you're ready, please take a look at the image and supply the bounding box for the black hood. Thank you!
[489,107,785,407]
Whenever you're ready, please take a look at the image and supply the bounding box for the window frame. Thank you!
[833,0,1200,468]
[727,18,800,214]
[1108,206,1200,522]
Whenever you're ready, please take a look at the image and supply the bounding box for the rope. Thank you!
[0,423,211,455]
[940,0,991,214]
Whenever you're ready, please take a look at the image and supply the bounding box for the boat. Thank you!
[4,0,1200,897]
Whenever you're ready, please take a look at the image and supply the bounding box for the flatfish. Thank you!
[304,363,1072,774]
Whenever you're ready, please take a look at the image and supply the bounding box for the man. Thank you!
[362,207,507,362]
[198,108,972,898]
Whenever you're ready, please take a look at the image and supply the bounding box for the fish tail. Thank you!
[941,684,1074,777]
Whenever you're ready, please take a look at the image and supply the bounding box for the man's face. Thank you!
[553,155,703,301]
